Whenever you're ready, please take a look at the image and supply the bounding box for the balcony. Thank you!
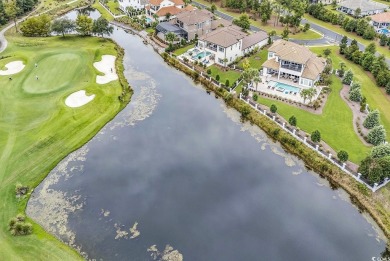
[280,64,302,72]
[205,45,217,52]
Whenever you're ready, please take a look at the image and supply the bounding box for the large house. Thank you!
[370,12,390,35]
[118,0,147,12]
[309,0,340,4]
[337,0,388,17]
[156,9,233,41]
[145,0,193,21]
[197,25,268,67]
[262,40,326,88]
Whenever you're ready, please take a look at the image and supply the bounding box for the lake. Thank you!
[27,10,387,261]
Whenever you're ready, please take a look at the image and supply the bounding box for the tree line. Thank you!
[308,4,377,40]
[0,0,39,26]
[19,14,114,37]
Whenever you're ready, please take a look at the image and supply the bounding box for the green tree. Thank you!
[342,70,353,85]
[165,12,172,21]
[93,17,113,37]
[380,34,388,46]
[323,48,331,57]
[20,15,51,37]
[354,7,361,18]
[363,109,380,129]
[288,115,297,126]
[76,15,93,36]
[311,130,321,143]
[371,144,390,159]
[365,43,376,54]
[210,4,217,13]
[242,68,258,87]
[216,74,220,81]
[367,125,387,146]
[233,14,251,31]
[303,23,310,32]
[337,150,349,162]
[349,87,362,102]
[4,0,20,31]
[270,104,277,113]
[51,18,75,37]
[339,35,348,54]
[165,32,176,45]
[225,79,230,87]
[281,26,289,39]
[258,0,272,24]
[253,94,258,101]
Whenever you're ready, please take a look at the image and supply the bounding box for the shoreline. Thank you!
[159,53,390,244]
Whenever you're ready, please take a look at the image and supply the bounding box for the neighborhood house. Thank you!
[196,25,268,67]
[370,12,390,36]
[337,0,388,17]
[118,0,147,12]
[145,0,194,21]
[262,39,326,88]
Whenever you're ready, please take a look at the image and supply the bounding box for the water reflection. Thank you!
[27,10,387,261]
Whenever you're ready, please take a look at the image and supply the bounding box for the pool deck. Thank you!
[177,47,215,67]
[247,75,322,104]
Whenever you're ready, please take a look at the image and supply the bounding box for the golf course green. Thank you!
[0,31,127,260]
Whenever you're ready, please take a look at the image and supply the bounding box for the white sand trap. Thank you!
[94,55,118,84]
[65,90,95,108]
[0,61,25,75]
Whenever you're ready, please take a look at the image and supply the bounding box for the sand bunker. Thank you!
[0,61,25,75]
[93,55,118,84]
[65,90,95,108]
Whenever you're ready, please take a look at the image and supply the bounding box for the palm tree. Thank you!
[165,32,176,44]
[153,14,159,22]
[253,75,261,91]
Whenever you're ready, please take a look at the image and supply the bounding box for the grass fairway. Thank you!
[0,33,125,260]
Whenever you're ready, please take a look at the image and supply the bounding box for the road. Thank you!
[192,1,390,65]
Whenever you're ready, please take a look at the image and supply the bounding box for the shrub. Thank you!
[240,104,251,119]
[342,70,353,85]
[216,74,220,81]
[363,109,380,129]
[349,82,361,92]
[225,79,230,87]
[270,104,277,113]
[358,156,390,184]
[311,130,321,143]
[367,125,387,146]
[15,183,28,197]
[337,150,349,162]
[349,88,362,102]
[253,94,258,101]
[371,143,390,158]
[288,115,297,126]
[207,69,211,74]
[8,214,32,236]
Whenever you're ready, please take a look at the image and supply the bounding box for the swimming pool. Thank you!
[379,28,389,35]
[145,17,152,23]
[192,51,211,60]
[269,81,300,93]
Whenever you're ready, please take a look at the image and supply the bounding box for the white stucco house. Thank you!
[118,0,147,12]
[262,40,326,88]
[337,0,388,17]
[145,0,195,21]
[196,25,268,67]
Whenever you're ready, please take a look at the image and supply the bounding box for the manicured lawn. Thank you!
[145,27,155,34]
[260,74,370,164]
[238,48,268,68]
[208,64,241,85]
[93,0,114,21]
[0,33,124,260]
[106,0,123,15]
[304,14,390,60]
[173,43,195,56]
[194,0,322,40]
[312,46,390,137]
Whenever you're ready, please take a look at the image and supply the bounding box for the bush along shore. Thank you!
[161,52,390,243]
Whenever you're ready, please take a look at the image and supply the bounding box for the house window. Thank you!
[218,58,224,64]
[218,46,224,52]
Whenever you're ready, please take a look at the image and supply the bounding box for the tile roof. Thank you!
[268,39,313,64]
[149,0,164,5]
[211,19,232,30]
[175,9,213,25]
[370,11,390,23]
[338,0,388,12]
[301,57,326,80]
[171,0,184,5]
[156,6,183,17]
[242,31,268,50]
[199,25,247,47]
[262,58,280,71]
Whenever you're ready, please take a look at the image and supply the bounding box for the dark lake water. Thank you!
[27,10,387,261]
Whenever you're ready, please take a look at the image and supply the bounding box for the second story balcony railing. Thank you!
[206,45,217,52]
[280,64,302,72]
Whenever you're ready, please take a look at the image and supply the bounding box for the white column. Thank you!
[272,116,275,121]
[374,183,378,191]
[357,173,362,179]
[328,153,332,159]
[304,137,307,143]
[342,163,346,169]
[255,104,258,109]
[263,110,266,115]
[293,129,296,135]
[282,122,285,129]
[315,144,319,151]
[239,93,242,99]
